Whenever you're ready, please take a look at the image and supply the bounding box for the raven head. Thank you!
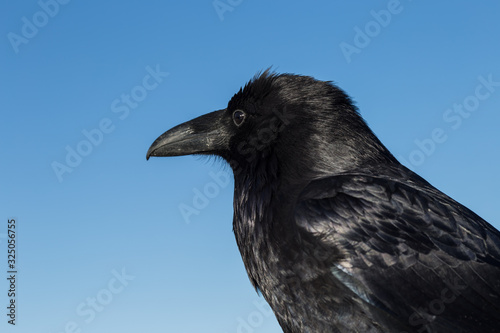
[147,70,396,180]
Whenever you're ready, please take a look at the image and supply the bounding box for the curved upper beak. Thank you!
[146,109,228,160]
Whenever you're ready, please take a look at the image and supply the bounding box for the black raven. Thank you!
[147,71,500,332]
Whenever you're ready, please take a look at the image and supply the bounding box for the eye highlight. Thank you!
[232,109,246,126]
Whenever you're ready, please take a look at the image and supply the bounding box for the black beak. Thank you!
[146,109,228,160]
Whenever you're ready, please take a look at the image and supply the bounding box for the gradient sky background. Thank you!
[1,1,500,332]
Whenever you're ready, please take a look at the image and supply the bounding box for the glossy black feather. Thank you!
[295,167,500,332]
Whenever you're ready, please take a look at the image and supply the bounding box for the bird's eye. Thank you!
[232,110,246,126]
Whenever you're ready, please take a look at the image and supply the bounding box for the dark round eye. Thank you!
[232,110,246,126]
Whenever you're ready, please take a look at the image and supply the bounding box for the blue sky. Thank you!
[1,1,500,332]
